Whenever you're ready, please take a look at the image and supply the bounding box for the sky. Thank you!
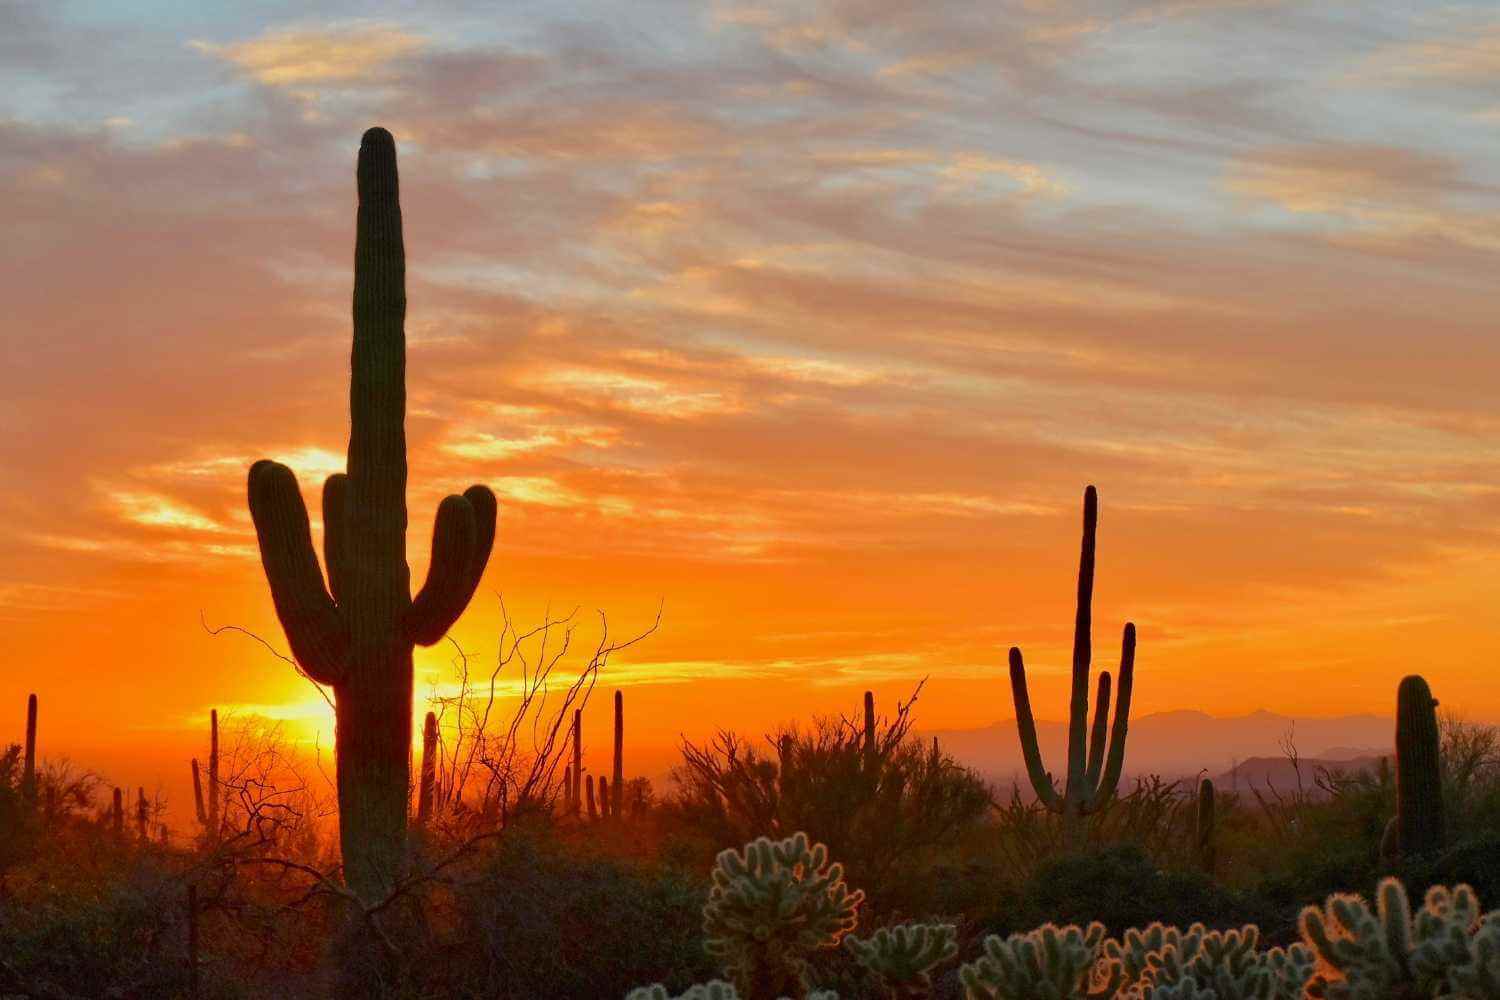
[3,0,1500,798]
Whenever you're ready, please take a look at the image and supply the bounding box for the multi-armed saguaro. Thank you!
[1007,486,1136,850]
[248,128,497,903]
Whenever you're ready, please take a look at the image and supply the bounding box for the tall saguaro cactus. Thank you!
[247,128,497,902]
[22,693,37,804]
[1391,674,1445,858]
[612,690,624,819]
[1007,486,1136,850]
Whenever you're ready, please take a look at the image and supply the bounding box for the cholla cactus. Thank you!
[703,832,863,1000]
[1106,923,1198,985]
[845,923,959,998]
[1299,877,1497,998]
[960,921,1125,999]
[624,984,838,1000]
[1139,924,1311,1000]
[626,984,742,1000]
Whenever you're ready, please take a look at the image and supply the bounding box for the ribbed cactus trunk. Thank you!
[417,711,438,826]
[248,128,496,904]
[111,787,123,839]
[22,693,37,804]
[1007,486,1136,851]
[1393,674,1444,858]
[612,691,624,819]
[1195,778,1216,875]
[586,774,598,821]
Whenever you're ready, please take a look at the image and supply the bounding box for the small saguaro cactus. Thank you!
[863,690,876,772]
[247,128,496,902]
[598,775,609,821]
[1389,674,1444,859]
[1007,486,1137,850]
[22,693,37,804]
[191,759,207,826]
[1196,778,1216,875]
[417,710,438,826]
[136,787,149,842]
[189,708,220,836]
[612,689,624,819]
[111,787,124,839]
[572,707,583,816]
[586,774,598,821]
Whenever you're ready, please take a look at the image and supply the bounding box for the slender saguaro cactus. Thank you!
[1196,777,1216,875]
[612,690,624,820]
[586,774,598,821]
[1008,486,1136,850]
[1390,674,1445,858]
[598,775,609,821]
[207,709,219,835]
[191,759,206,826]
[417,711,438,826]
[22,693,37,804]
[571,707,583,816]
[248,128,496,902]
[111,787,124,839]
[137,787,149,842]
[863,691,876,772]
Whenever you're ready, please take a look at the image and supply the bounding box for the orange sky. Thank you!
[4,3,1500,809]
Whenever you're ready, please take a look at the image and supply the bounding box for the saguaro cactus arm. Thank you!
[248,460,348,685]
[1088,622,1135,812]
[1008,648,1061,810]
[321,473,350,604]
[407,485,496,645]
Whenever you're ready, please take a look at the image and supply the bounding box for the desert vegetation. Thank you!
[4,128,1499,999]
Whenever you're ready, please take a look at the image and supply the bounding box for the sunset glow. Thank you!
[5,2,1500,817]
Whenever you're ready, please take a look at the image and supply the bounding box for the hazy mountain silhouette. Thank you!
[923,708,1393,788]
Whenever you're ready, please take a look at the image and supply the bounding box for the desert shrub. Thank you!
[0,851,208,999]
[443,832,714,999]
[1010,845,1247,939]
[669,693,990,911]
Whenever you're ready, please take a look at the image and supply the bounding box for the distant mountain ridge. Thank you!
[921,708,1395,789]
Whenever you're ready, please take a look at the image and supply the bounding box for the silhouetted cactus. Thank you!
[1387,674,1444,859]
[417,710,438,826]
[863,691,876,772]
[613,690,625,819]
[598,775,609,822]
[111,787,123,839]
[845,923,958,998]
[21,693,36,805]
[572,707,583,816]
[703,831,863,1000]
[1299,877,1497,998]
[1007,486,1136,849]
[586,774,598,821]
[136,787,148,842]
[208,708,219,833]
[191,758,206,826]
[1195,778,1216,875]
[247,128,496,901]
